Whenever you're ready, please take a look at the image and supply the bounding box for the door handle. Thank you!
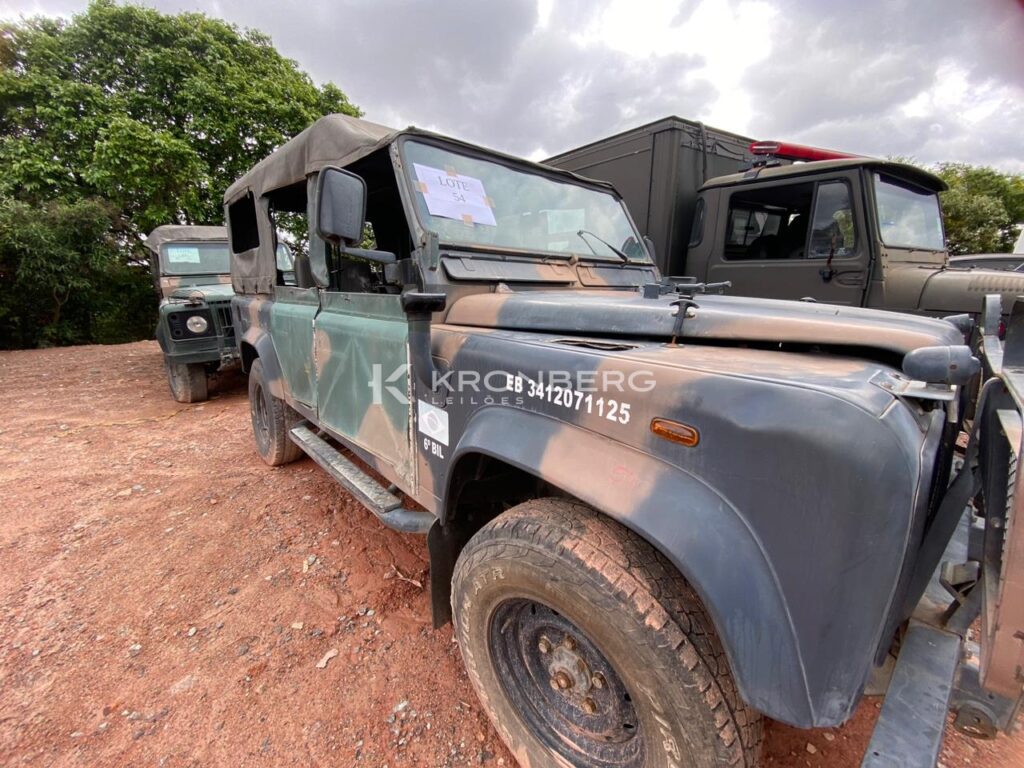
[834,270,866,287]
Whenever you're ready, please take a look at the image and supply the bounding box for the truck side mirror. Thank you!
[316,166,366,245]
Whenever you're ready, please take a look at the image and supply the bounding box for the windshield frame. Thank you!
[394,135,651,264]
[159,240,232,276]
[871,172,947,252]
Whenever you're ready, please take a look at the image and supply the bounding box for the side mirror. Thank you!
[316,166,366,245]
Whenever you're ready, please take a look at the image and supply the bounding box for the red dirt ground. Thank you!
[0,341,1020,767]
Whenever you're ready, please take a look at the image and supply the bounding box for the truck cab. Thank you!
[690,156,961,310]
[547,121,1024,318]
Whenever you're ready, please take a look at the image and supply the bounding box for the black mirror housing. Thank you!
[316,166,366,245]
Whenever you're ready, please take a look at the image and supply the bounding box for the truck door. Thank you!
[264,190,319,408]
[706,175,869,305]
[269,287,319,407]
[314,288,412,484]
[311,165,414,486]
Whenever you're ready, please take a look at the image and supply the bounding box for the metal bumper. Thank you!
[861,622,961,768]
[861,294,1024,766]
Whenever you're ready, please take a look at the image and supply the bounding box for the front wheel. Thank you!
[452,499,762,768]
[248,357,302,466]
[165,361,208,403]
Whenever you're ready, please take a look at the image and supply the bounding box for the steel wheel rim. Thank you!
[489,598,643,767]
[252,381,270,442]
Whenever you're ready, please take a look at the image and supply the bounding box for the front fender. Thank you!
[239,324,287,400]
[446,407,814,727]
[918,268,1024,316]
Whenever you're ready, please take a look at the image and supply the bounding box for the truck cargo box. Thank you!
[546,116,753,275]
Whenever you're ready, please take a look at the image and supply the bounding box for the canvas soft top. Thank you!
[224,113,616,205]
[224,114,617,294]
[144,225,228,253]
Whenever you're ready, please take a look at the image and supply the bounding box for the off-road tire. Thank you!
[166,361,208,403]
[248,357,302,466]
[452,498,763,768]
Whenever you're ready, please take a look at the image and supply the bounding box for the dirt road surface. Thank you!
[1,341,1021,767]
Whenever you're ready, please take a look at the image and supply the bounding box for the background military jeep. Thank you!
[146,225,294,402]
[225,115,1023,767]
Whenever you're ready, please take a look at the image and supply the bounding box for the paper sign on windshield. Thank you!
[166,246,201,263]
[413,163,496,226]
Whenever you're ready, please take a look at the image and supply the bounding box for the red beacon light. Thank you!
[749,140,862,163]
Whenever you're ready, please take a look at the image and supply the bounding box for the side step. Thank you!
[861,621,962,768]
[289,425,435,535]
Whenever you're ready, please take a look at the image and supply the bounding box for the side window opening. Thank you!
[687,198,705,248]
[723,182,814,260]
[266,180,310,287]
[808,180,856,259]
[228,193,259,253]
[324,148,412,295]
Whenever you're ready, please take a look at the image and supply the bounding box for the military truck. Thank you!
[546,117,1024,317]
[226,114,1023,767]
[146,225,294,402]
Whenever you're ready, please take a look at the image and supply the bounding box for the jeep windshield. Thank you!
[873,173,945,251]
[401,140,648,262]
[161,242,231,276]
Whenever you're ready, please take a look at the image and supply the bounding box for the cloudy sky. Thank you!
[3,0,1023,171]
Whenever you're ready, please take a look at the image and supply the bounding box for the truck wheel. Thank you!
[452,498,762,768]
[166,361,208,403]
[248,357,302,466]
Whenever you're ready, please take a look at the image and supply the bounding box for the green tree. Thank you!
[0,0,359,347]
[935,163,1024,255]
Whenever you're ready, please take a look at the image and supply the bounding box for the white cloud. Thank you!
[1,0,1021,170]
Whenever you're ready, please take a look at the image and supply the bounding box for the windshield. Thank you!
[402,140,648,262]
[161,242,230,275]
[873,173,945,251]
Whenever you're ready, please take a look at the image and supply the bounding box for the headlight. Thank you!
[186,315,209,334]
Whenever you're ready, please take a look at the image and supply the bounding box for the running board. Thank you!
[860,622,961,768]
[289,425,434,535]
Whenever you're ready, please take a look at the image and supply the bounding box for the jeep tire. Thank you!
[452,498,762,768]
[247,357,302,466]
[166,361,208,403]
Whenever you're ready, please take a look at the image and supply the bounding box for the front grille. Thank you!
[214,304,235,337]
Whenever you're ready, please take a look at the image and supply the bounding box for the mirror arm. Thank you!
[402,292,447,403]
[341,246,397,265]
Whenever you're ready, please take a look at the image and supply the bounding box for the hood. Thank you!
[918,267,1024,315]
[445,289,964,356]
[169,282,235,303]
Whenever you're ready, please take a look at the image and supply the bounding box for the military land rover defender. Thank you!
[146,225,294,402]
[226,115,1023,767]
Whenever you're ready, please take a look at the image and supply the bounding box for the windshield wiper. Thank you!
[576,229,630,264]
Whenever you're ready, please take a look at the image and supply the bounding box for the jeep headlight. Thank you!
[186,315,209,334]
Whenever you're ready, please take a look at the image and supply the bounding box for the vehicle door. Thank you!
[266,191,319,408]
[310,171,414,486]
[706,174,870,305]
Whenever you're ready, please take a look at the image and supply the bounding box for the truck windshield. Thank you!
[162,242,231,275]
[873,174,945,251]
[402,140,648,262]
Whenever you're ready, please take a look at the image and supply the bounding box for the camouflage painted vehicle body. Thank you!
[226,115,1023,766]
[145,225,238,402]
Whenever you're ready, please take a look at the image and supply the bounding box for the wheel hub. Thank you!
[490,599,643,767]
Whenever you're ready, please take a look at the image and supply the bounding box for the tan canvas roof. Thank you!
[223,113,615,204]
[144,225,228,253]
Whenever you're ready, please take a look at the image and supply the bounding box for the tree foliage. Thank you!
[935,163,1024,255]
[0,0,359,348]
